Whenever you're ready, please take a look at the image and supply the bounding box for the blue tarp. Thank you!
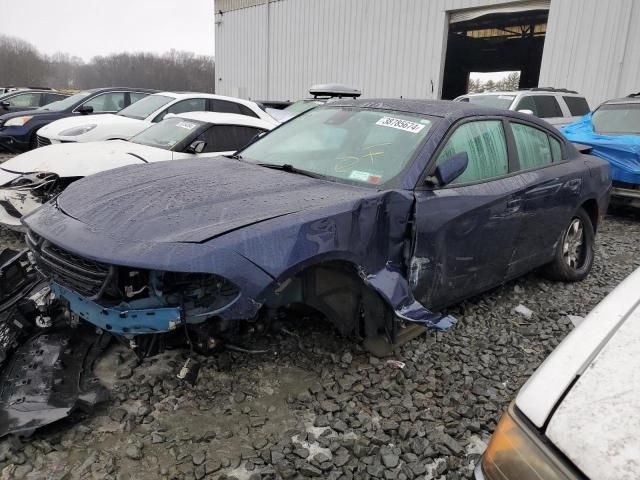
[561,113,640,185]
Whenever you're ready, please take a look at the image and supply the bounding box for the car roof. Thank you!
[85,87,159,94]
[156,91,260,107]
[176,111,273,129]
[327,98,558,130]
[602,96,640,105]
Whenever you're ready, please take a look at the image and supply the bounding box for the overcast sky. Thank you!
[1,0,215,60]
[470,71,519,83]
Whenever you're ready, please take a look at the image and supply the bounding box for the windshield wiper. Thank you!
[257,163,325,179]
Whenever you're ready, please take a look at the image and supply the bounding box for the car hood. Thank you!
[37,114,144,139]
[53,157,374,244]
[0,141,170,184]
[545,296,640,480]
[0,109,67,122]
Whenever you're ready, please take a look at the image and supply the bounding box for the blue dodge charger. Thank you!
[22,99,611,356]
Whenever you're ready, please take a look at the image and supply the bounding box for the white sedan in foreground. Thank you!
[0,112,273,230]
[35,91,278,145]
[476,266,640,480]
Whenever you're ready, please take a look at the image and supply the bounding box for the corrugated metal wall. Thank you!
[539,0,639,107]
[216,0,639,106]
[216,0,512,100]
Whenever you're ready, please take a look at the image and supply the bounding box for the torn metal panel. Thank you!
[0,325,109,438]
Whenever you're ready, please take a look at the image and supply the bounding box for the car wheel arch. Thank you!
[579,198,599,232]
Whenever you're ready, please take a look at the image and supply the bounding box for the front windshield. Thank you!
[118,94,173,120]
[241,107,434,186]
[38,91,90,111]
[592,104,640,135]
[129,117,206,150]
[284,100,324,114]
[464,94,515,109]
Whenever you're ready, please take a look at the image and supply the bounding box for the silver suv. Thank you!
[454,88,590,127]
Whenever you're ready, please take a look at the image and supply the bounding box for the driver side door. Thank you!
[410,119,525,309]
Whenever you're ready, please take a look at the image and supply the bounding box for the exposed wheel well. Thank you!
[266,260,394,340]
[580,199,599,232]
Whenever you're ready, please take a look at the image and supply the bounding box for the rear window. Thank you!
[592,103,640,135]
[563,96,590,116]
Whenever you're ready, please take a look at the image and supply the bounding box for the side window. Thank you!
[82,92,127,112]
[239,104,259,118]
[211,99,243,114]
[8,93,42,108]
[563,96,590,116]
[199,126,264,152]
[514,96,538,116]
[155,98,207,122]
[532,96,563,118]
[435,120,508,184]
[511,123,553,170]
[130,92,148,104]
[44,93,67,104]
[549,135,562,162]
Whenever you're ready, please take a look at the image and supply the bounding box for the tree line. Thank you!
[0,35,215,92]
[467,72,520,93]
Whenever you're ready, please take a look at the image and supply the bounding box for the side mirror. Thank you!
[432,152,468,186]
[77,105,94,114]
[187,140,206,154]
[518,109,534,115]
[0,101,9,109]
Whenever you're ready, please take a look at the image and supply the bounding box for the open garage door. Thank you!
[441,1,550,99]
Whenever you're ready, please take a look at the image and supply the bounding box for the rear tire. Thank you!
[542,208,594,282]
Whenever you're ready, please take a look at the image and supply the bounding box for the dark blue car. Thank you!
[0,89,69,114]
[23,99,611,356]
[0,87,157,152]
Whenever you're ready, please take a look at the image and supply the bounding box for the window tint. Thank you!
[436,120,508,184]
[533,96,562,118]
[512,123,552,169]
[549,136,562,162]
[563,96,590,116]
[8,93,42,108]
[200,125,265,152]
[44,93,67,104]
[239,104,259,118]
[82,92,127,112]
[515,96,537,115]
[156,98,207,122]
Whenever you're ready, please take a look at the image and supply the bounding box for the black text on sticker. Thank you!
[376,117,425,133]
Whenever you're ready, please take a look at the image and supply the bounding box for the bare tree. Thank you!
[0,35,215,92]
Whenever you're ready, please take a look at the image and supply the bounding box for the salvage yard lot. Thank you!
[0,152,638,479]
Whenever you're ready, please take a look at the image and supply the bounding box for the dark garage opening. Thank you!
[441,8,549,99]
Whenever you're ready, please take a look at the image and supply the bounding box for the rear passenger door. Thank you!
[411,119,525,309]
[505,120,582,276]
[515,95,566,126]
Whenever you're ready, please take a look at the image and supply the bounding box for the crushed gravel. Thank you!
[0,154,637,479]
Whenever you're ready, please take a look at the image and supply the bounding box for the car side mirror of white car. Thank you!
[187,140,206,154]
[518,109,534,115]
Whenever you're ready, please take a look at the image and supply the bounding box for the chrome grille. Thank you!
[36,136,51,148]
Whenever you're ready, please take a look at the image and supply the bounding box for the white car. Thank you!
[476,266,640,480]
[0,112,273,230]
[454,88,591,127]
[36,92,278,145]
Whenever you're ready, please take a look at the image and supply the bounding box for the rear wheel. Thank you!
[542,208,594,281]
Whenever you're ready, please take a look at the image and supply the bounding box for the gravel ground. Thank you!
[0,151,638,479]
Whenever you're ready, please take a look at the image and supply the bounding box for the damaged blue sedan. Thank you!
[21,99,611,350]
[0,99,611,435]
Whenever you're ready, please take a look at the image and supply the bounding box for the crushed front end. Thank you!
[26,230,245,357]
[0,173,66,231]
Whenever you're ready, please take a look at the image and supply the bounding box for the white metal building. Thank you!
[215,0,640,108]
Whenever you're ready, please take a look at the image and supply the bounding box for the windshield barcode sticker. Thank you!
[376,117,425,133]
[176,121,197,130]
